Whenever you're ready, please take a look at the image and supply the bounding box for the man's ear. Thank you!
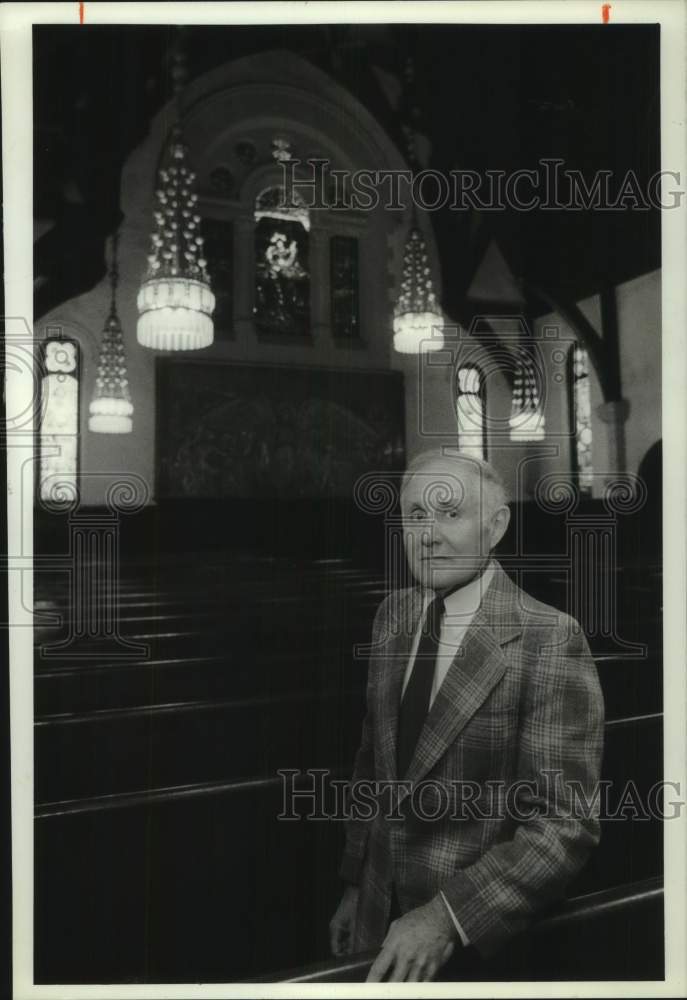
[489,504,511,550]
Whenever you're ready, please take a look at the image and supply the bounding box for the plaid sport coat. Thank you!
[339,561,605,957]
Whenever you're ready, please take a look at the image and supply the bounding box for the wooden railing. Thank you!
[258,877,663,982]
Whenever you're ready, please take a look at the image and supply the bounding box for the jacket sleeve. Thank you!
[440,619,605,956]
[338,594,392,885]
[338,696,375,885]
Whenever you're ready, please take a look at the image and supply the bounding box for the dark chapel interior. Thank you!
[31,22,662,983]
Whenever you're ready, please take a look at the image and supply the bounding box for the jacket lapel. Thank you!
[404,563,524,785]
[375,587,425,783]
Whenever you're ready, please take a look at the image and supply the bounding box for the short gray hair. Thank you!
[401,448,509,517]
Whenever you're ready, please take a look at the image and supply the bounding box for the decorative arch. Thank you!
[142,51,440,352]
[38,48,421,502]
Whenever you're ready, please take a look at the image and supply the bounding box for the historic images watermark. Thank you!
[280,158,683,212]
[277,769,682,824]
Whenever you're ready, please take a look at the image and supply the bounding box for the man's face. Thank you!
[401,458,498,593]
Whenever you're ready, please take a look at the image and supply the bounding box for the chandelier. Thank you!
[393,225,444,353]
[393,55,444,355]
[136,44,215,351]
[509,350,545,441]
[89,233,134,434]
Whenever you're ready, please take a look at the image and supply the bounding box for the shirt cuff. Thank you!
[439,890,470,947]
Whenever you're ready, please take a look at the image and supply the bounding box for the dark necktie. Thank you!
[397,594,445,779]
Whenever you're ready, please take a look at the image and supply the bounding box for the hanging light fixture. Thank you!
[89,232,134,434]
[137,41,215,351]
[509,349,545,441]
[393,55,444,355]
[393,226,444,353]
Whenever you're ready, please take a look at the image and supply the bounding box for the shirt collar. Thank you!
[425,559,497,617]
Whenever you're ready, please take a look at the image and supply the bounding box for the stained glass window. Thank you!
[39,337,80,503]
[509,351,545,441]
[254,186,310,232]
[201,218,234,334]
[569,344,593,495]
[254,187,310,338]
[455,365,486,458]
[330,236,360,339]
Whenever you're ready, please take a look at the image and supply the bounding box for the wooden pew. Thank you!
[32,535,662,982]
[258,877,663,982]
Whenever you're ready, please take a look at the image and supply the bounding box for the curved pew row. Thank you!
[33,547,662,983]
[34,710,662,983]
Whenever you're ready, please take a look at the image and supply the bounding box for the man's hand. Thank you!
[329,885,360,956]
[366,895,456,982]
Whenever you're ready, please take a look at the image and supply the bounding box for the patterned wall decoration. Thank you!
[156,361,405,499]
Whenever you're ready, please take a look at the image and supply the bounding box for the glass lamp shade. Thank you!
[137,277,215,351]
[88,396,134,434]
[392,310,445,354]
[89,306,134,435]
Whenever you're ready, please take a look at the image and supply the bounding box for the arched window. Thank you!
[39,336,80,503]
[199,141,367,344]
[455,365,487,458]
[568,344,593,495]
[254,186,310,338]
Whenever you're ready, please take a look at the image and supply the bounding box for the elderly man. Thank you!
[329,450,605,982]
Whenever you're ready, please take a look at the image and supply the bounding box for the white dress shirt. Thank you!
[401,561,497,947]
[401,561,496,707]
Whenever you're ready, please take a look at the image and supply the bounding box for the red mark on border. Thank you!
[601,3,611,22]
[79,2,84,24]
